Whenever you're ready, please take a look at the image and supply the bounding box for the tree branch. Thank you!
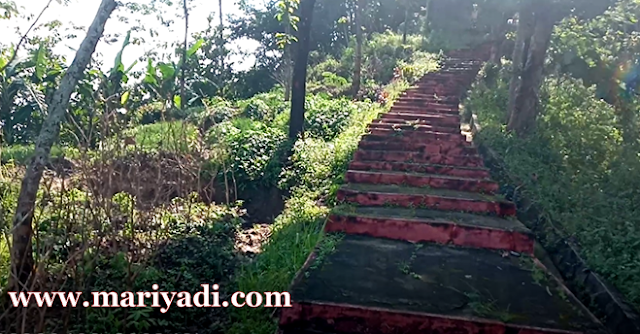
[0,0,54,73]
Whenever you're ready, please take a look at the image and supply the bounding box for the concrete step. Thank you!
[348,160,490,179]
[366,128,467,141]
[344,169,499,193]
[281,235,604,334]
[353,149,484,168]
[327,205,534,253]
[358,139,476,156]
[337,183,516,216]
[378,112,460,127]
[390,104,459,114]
[367,122,461,134]
[398,93,460,103]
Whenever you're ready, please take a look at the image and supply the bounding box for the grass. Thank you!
[0,144,76,165]
[467,66,640,311]
[228,55,439,333]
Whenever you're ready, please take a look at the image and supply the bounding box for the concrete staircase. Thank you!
[277,46,606,334]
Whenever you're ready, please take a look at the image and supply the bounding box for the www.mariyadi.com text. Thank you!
[9,284,292,313]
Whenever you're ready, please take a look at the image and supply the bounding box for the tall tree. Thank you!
[180,0,189,110]
[506,0,535,120]
[289,0,317,139]
[507,3,555,135]
[218,0,225,70]
[402,1,410,44]
[10,0,118,288]
[351,0,364,97]
[507,0,616,136]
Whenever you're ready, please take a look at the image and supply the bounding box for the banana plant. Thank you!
[0,43,62,145]
[141,38,204,118]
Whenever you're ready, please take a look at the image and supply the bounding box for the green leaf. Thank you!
[121,91,130,105]
[187,39,204,58]
[33,43,46,81]
[112,30,132,75]
[173,95,181,107]
[143,59,158,85]
[158,63,176,80]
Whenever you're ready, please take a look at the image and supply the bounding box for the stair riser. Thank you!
[367,129,467,141]
[280,303,576,334]
[390,107,459,116]
[337,190,517,216]
[391,106,459,115]
[348,161,490,179]
[393,100,460,109]
[361,135,472,149]
[345,171,497,193]
[368,123,460,134]
[378,115,460,127]
[354,151,483,167]
[375,117,460,128]
[326,215,534,254]
[398,95,460,102]
[358,141,476,156]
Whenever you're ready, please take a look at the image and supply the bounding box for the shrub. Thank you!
[126,121,200,153]
[469,68,640,311]
[207,119,287,192]
[304,94,359,141]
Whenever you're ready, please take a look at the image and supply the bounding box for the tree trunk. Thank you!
[10,0,117,289]
[507,10,555,136]
[283,2,293,102]
[402,5,409,44]
[351,0,364,97]
[180,0,188,110]
[421,0,431,44]
[218,0,225,71]
[507,1,535,122]
[288,0,317,140]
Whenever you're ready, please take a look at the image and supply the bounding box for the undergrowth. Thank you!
[468,63,640,311]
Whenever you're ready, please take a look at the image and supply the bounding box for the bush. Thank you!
[126,121,200,153]
[207,119,287,192]
[304,94,359,141]
[469,68,640,311]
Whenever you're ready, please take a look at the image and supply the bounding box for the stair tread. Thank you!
[331,205,529,232]
[340,183,508,204]
[346,169,491,181]
[351,160,488,171]
[289,235,601,333]
[356,149,478,158]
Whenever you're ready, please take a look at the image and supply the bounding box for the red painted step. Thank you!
[345,169,499,193]
[367,128,467,141]
[326,206,534,254]
[389,107,459,116]
[379,113,460,127]
[392,99,460,110]
[390,104,459,114]
[348,160,491,179]
[353,149,484,167]
[337,183,516,217]
[358,139,476,156]
[372,116,460,128]
[367,122,460,134]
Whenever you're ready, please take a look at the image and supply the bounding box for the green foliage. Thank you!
[469,68,640,311]
[207,119,287,191]
[304,95,359,141]
[236,90,288,124]
[125,121,200,153]
[0,144,75,165]
[230,91,384,334]
[75,194,241,333]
